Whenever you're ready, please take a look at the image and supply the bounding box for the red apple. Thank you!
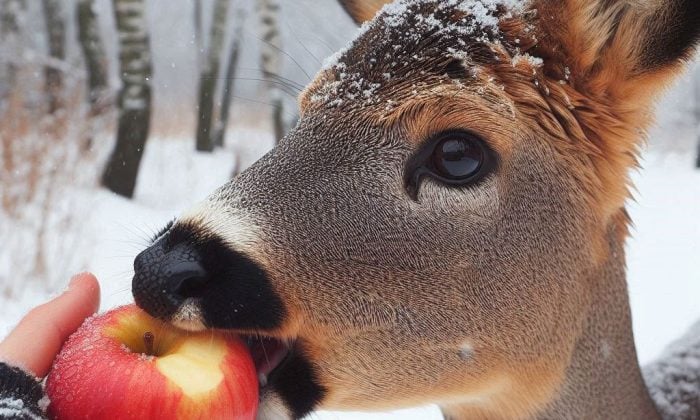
[46,304,258,420]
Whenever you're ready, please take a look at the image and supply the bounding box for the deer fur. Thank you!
[131,0,700,419]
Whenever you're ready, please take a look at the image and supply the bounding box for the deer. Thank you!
[130,0,700,418]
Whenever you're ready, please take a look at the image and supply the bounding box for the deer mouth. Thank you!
[243,335,325,418]
[244,335,293,389]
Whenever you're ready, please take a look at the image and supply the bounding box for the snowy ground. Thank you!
[0,124,698,419]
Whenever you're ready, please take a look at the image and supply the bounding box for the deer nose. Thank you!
[132,242,209,319]
[168,260,208,299]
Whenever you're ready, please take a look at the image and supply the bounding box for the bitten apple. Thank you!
[46,304,258,420]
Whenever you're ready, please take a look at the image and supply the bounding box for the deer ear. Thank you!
[539,0,700,101]
[635,0,700,72]
[533,0,699,218]
[337,0,393,25]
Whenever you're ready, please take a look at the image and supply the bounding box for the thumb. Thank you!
[0,273,101,377]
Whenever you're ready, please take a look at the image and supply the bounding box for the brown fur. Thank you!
[167,1,699,418]
[337,0,393,24]
[294,1,696,416]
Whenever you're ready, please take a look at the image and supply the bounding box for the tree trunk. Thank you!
[194,0,203,61]
[195,0,230,152]
[102,0,153,198]
[0,0,22,36]
[76,0,108,109]
[257,0,285,143]
[41,0,66,114]
[695,67,700,169]
[0,0,25,100]
[213,8,245,148]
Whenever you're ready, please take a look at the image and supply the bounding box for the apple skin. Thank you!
[45,304,258,420]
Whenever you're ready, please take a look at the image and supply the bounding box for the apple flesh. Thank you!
[46,305,258,420]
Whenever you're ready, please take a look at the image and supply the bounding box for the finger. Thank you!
[0,273,101,377]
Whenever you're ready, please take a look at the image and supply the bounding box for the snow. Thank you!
[37,395,50,412]
[644,320,700,420]
[0,397,43,420]
[511,52,543,68]
[0,27,698,420]
[627,154,700,365]
[1,68,700,418]
[313,0,537,109]
[0,126,697,420]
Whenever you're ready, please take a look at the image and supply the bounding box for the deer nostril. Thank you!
[169,260,209,299]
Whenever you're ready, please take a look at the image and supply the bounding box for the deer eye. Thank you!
[405,130,493,199]
[430,132,484,180]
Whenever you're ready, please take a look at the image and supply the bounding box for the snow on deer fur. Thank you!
[313,0,541,110]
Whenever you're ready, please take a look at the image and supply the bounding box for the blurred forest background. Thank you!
[0,0,357,293]
[1,0,698,298]
[0,1,699,418]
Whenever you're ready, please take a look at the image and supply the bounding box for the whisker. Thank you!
[107,288,132,299]
[124,223,156,246]
[210,77,301,98]
[293,25,337,54]
[237,67,308,91]
[112,221,152,245]
[106,268,134,277]
[284,20,321,66]
[267,73,307,91]
[244,31,313,81]
[259,335,271,371]
[201,74,303,92]
[107,238,150,247]
[229,94,298,120]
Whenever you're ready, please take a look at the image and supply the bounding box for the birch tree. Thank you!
[195,0,230,152]
[194,0,203,62]
[0,0,25,100]
[257,0,284,143]
[213,8,246,148]
[102,0,153,198]
[695,67,700,169]
[76,0,108,110]
[41,0,66,113]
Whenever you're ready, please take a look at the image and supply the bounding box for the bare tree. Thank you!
[41,0,66,114]
[194,0,203,61]
[257,0,284,143]
[213,8,246,148]
[102,0,153,198]
[0,0,25,101]
[195,0,231,152]
[76,0,108,110]
[695,68,700,169]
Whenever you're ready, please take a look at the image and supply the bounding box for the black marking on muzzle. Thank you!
[132,221,286,331]
[269,341,326,419]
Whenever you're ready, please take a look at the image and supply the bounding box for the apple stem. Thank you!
[143,331,155,356]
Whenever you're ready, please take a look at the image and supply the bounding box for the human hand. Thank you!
[0,273,100,377]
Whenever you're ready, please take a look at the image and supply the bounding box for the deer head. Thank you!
[132,0,700,418]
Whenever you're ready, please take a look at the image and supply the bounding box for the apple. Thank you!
[45,304,258,420]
